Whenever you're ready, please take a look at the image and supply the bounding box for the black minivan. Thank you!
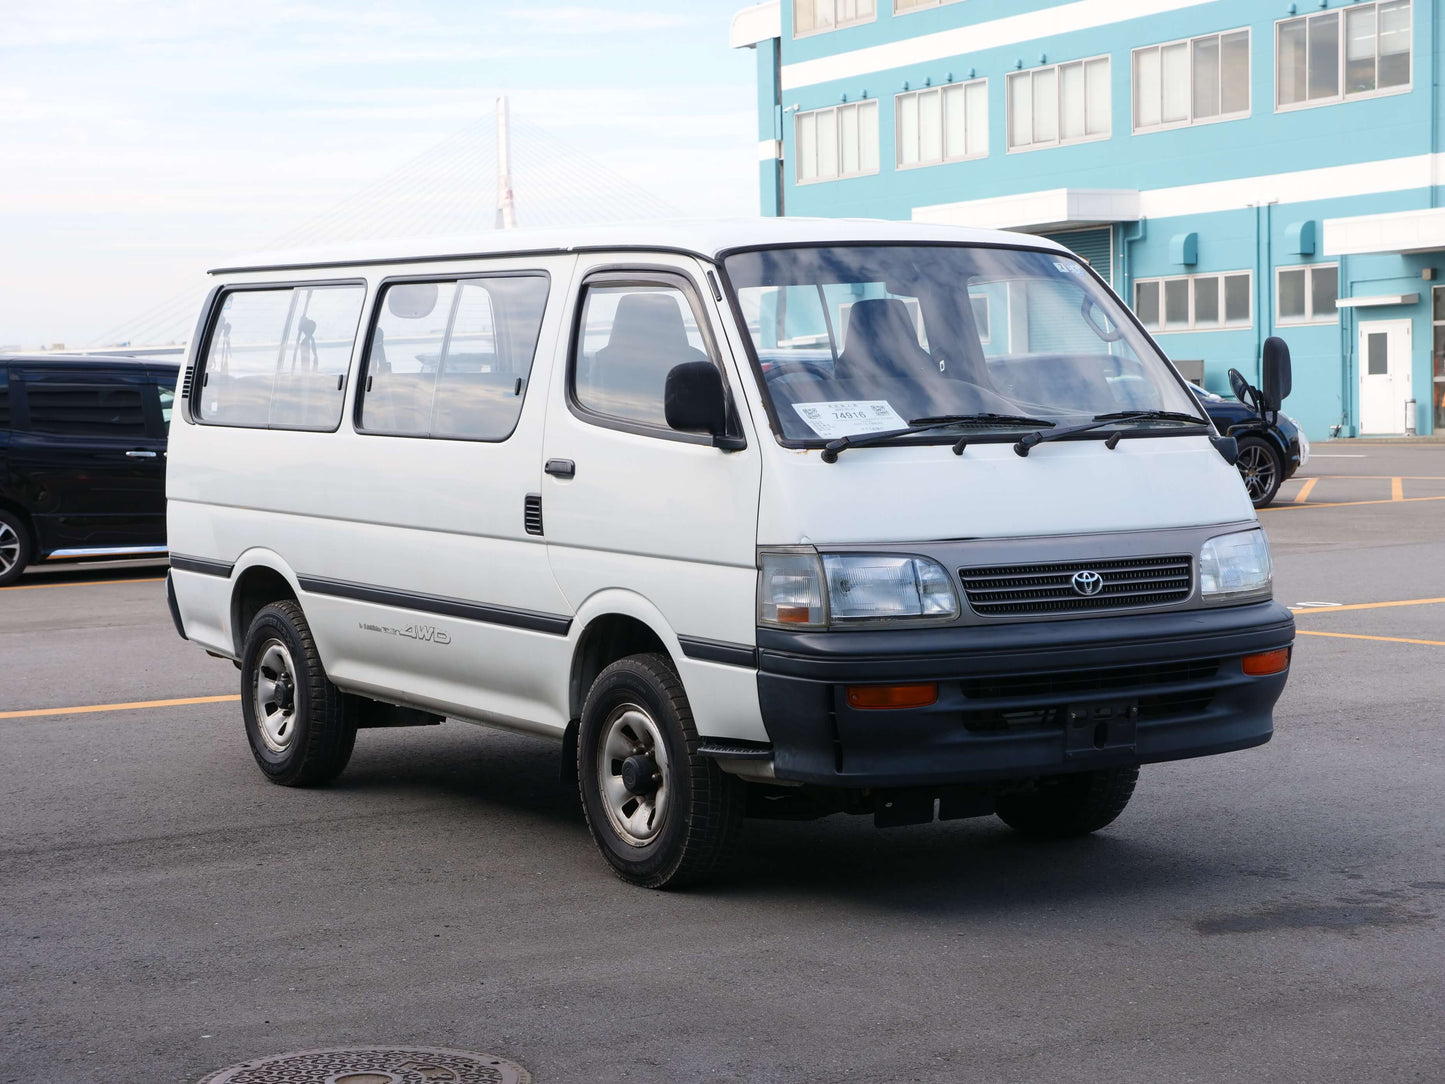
[0,355,179,586]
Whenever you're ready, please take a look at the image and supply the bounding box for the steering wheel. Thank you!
[1080,295,1125,342]
[764,358,835,382]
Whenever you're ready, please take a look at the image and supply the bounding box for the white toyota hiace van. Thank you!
[166,220,1294,887]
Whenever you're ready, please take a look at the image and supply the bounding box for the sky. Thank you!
[0,1,760,349]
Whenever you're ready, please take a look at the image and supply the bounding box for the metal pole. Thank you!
[496,96,518,230]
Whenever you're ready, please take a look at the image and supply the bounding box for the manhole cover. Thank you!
[197,1046,529,1084]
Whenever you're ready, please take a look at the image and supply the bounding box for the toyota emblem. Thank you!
[1071,570,1104,597]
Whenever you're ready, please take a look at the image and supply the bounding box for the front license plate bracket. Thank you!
[1063,700,1139,761]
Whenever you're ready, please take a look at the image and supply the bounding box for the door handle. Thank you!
[544,458,576,479]
[125,450,158,458]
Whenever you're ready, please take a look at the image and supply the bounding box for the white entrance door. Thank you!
[1358,319,1412,435]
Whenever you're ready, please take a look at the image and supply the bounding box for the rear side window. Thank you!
[359,274,549,441]
[198,284,365,430]
[26,380,148,437]
[573,284,710,429]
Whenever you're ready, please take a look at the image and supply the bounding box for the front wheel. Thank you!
[0,509,33,587]
[1236,436,1283,508]
[578,654,743,889]
[995,767,1138,839]
[240,600,356,786]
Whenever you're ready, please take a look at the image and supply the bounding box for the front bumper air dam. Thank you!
[756,601,1294,788]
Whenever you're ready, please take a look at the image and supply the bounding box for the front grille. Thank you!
[961,555,1193,616]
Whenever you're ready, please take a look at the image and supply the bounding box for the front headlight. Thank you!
[758,550,960,628]
[1199,529,1272,603]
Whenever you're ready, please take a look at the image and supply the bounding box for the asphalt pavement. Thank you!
[2,445,1443,1083]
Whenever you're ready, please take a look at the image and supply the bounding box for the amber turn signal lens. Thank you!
[846,683,939,710]
[1242,647,1291,676]
[775,604,814,624]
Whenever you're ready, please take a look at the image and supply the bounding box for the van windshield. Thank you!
[723,245,1204,443]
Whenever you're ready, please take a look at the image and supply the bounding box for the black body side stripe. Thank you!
[678,636,759,668]
[297,575,573,636]
[170,554,234,578]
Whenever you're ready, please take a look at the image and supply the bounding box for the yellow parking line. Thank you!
[1392,476,1405,501]
[0,577,166,592]
[1297,630,1445,647]
[1293,477,1319,503]
[0,694,239,720]
[1263,494,1445,511]
[1291,596,1445,615]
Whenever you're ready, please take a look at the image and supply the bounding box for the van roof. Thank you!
[210,217,1070,275]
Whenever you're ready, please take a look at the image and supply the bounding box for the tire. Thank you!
[995,766,1139,840]
[0,508,33,588]
[577,653,743,889]
[239,600,356,787]
[1235,436,1283,508]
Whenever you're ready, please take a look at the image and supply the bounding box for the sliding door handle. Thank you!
[544,458,576,479]
[125,450,158,458]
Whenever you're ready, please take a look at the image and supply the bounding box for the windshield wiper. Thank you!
[1013,409,1209,457]
[821,414,1055,463]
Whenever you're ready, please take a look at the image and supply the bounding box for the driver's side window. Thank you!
[572,282,710,430]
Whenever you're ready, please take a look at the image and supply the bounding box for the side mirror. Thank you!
[1227,367,1252,406]
[1261,336,1292,412]
[665,360,728,439]
[1210,434,1239,466]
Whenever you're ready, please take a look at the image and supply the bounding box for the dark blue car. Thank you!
[1190,368,1308,508]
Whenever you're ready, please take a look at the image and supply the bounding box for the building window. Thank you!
[895,0,963,12]
[1134,272,1252,332]
[795,0,875,37]
[796,100,880,183]
[1432,286,1445,430]
[1007,57,1110,152]
[896,80,987,168]
[1134,30,1250,132]
[1277,1,1411,109]
[1276,264,1339,324]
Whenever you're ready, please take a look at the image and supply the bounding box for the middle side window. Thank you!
[359,274,549,441]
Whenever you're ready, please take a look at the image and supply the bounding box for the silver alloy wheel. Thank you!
[0,522,19,578]
[253,639,299,754]
[1237,443,1277,502]
[597,702,671,847]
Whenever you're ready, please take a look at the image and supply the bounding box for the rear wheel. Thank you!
[1236,436,1283,508]
[995,767,1138,839]
[578,653,743,889]
[240,600,356,786]
[0,509,32,587]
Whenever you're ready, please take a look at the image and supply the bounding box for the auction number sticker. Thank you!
[792,400,907,439]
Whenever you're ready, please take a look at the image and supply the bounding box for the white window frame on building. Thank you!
[1133,28,1251,133]
[895,0,964,13]
[1275,0,1412,112]
[795,0,876,38]
[1006,56,1111,153]
[794,100,881,184]
[1276,263,1340,325]
[895,79,988,169]
[1134,271,1253,332]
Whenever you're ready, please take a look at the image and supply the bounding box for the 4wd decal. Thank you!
[358,620,452,645]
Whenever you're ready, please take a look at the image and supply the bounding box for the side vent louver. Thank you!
[179,365,194,399]
[524,494,543,536]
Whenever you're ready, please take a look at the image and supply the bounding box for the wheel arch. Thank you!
[566,590,685,722]
[228,550,303,656]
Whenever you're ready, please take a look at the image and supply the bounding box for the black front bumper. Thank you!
[756,602,1294,787]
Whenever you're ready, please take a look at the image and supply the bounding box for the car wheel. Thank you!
[240,600,356,786]
[995,767,1139,839]
[1235,436,1284,508]
[578,653,743,889]
[0,509,33,588]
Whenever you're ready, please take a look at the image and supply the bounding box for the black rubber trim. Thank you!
[698,739,773,760]
[678,636,759,668]
[296,574,573,636]
[165,571,187,641]
[169,554,234,578]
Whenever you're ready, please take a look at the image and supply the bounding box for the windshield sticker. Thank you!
[1054,260,1086,274]
[792,400,907,439]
